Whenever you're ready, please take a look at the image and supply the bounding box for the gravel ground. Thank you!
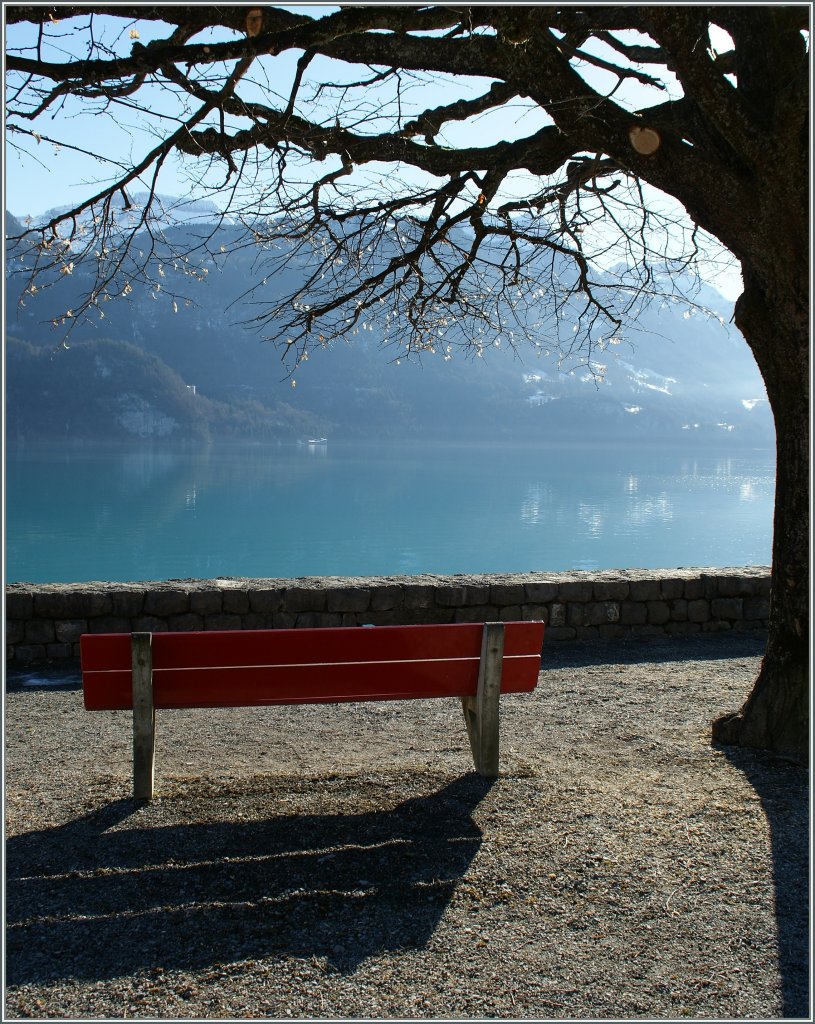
[4,632,809,1020]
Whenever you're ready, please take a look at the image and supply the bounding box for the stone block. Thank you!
[204,614,243,631]
[360,611,400,626]
[630,624,665,637]
[143,590,190,616]
[132,617,168,632]
[420,607,456,624]
[6,620,25,644]
[558,581,593,602]
[370,585,404,612]
[687,599,710,623]
[41,593,113,614]
[327,588,371,614]
[665,621,701,635]
[109,591,146,617]
[744,597,771,620]
[249,589,284,613]
[620,602,647,625]
[660,578,685,600]
[273,612,296,629]
[683,579,704,600]
[32,591,78,618]
[549,603,566,627]
[454,606,496,624]
[222,590,250,615]
[647,601,670,625]
[318,613,344,628]
[669,599,688,622]
[700,574,722,599]
[6,591,34,618]
[88,616,132,634]
[341,613,360,627]
[242,613,275,630]
[190,591,223,615]
[168,613,205,631]
[545,626,576,641]
[25,620,55,644]
[522,604,549,624]
[629,579,661,601]
[575,626,600,641]
[435,586,467,608]
[585,601,620,625]
[387,608,440,626]
[566,604,584,627]
[15,644,46,664]
[711,598,743,620]
[703,620,732,633]
[81,592,115,617]
[593,581,629,601]
[598,624,626,639]
[499,605,524,622]
[403,585,435,609]
[732,620,768,632]
[295,612,321,628]
[524,581,558,603]
[46,643,73,660]
[490,584,526,606]
[717,575,749,597]
[286,586,327,612]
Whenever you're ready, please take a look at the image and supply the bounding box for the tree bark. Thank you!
[711,271,809,764]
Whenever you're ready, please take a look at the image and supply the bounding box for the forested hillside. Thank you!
[5,208,774,445]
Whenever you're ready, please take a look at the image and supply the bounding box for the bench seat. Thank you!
[81,621,544,800]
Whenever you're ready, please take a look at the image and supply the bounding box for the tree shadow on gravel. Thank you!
[5,665,81,692]
[713,744,809,1019]
[6,773,493,985]
[542,631,767,669]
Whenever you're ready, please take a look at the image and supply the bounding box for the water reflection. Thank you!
[577,502,606,538]
[627,493,674,526]
[740,481,755,501]
[117,448,186,490]
[520,483,549,525]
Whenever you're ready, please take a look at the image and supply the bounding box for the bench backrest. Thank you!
[81,621,544,711]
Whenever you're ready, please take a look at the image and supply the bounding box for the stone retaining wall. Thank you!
[5,568,771,667]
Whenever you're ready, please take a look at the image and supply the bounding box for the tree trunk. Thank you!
[711,272,809,763]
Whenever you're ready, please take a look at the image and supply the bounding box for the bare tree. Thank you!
[5,5,809,761]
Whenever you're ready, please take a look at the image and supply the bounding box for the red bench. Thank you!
[81,620,545,802]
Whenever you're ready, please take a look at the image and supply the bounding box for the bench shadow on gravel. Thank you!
[6,773,493,985]
[713,744,810,1020]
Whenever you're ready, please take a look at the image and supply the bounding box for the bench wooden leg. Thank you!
[461,622,504,777]
[131,632,155,803]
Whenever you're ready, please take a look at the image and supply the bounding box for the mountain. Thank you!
[5,210,26,237]
[5,336,328,443]
[4,208,774,445]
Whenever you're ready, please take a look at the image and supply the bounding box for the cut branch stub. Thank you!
[628,126,661,156]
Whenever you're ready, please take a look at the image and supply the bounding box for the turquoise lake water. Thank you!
[5,441,775,584]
